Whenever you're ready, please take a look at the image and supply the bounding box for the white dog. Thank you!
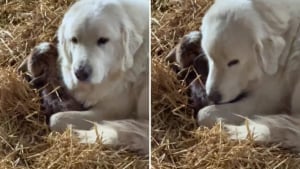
[50,0,149,154]
[198,0,300,152]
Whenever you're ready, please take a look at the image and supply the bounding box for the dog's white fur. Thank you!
[198,0,300,151]
[50,0,149,154]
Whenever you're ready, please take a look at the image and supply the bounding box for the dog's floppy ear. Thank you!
[121,24,143,71]
[252,0,290,33]
[255,36,285,75]
[57,22,72,64]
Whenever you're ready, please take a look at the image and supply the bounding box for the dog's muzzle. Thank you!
[207,90,222,104]
[208,90,248,104]
[74,64,92,81]
[228,92,249,103]
[227,92,248,103]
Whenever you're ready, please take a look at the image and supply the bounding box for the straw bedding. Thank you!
[0,1,148,168]
[151,0,300,168]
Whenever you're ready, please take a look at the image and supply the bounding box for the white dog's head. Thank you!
[201,0,288,104]
[58,0,144,88]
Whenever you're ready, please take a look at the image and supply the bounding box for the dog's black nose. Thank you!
[207,90,222,104]
[75,65,92,81]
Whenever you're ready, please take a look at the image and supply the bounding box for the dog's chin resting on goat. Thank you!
[198,0,300,152]
[49,0,149,155]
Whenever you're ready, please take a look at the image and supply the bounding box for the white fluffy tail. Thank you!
[225,114,300,152]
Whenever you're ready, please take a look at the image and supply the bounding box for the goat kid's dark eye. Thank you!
[97,37,109,46]
[227,59,239,67]
[71,37,78,44]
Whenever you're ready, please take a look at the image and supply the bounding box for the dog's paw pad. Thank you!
[225,122,271,141]
[73,129,98,143]
[224,124,249,140]
[73,125,118,145]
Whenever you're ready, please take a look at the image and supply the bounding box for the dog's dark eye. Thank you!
[97,37,109,46]
[71,37,78,44]
[227,59,239,67]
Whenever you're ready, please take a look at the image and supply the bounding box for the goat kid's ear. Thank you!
[165,46,177,63]
[121,24,143,71]
[18,57,29,73]
[255,36,285,75]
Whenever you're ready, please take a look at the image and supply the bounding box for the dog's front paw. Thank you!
[197,105,222,127]
[74,124,118,145]
[224,121,271,141]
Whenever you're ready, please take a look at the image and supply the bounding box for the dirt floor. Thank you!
[0,1,148,168]
[151,0,300,168]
